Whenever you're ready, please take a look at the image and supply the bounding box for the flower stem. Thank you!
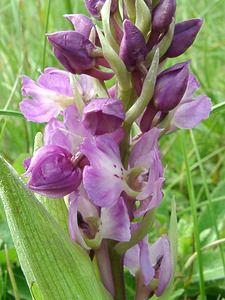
[95,241,115,296]
[108,241,126,300]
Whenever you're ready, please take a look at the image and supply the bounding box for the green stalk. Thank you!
[180,132,206,300]
[4,245,20,300]
[108,241,126,300]
[190,130,225,277]
[0,110,24,118]
[42,0,51,69]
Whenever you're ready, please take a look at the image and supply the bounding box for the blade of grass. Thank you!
[4,245,20,300]
[42,0,51,69]
[190,130,225,278]
[177,195,225,216]
[0,110,24,118]
[180,131,206,300]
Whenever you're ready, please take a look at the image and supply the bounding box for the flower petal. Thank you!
[81,136,124,207]
[172,95,212,129]
[100,197,131,241]
[20,98,60,123]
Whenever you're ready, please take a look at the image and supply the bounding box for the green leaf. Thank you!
[0,156,112,300]
[101,0,119,53]
[135,0,151,39]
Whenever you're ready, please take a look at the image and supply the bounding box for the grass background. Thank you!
[0,0,225,299]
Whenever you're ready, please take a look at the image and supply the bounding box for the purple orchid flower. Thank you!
[164,72,212,131]
[119,20,148,72]
[82,98,125,135]
[20,68,74,123]
[125,234,173,296]
[124,225,155,286]
[24,145,82,198]
[140,62,211,132]
[80,128,164,214]
[69,187,131,250]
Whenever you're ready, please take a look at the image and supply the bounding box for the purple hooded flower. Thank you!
[166,19,203,58]
[24,145,82,198]
[82,98,125,135]
[165,73,212,130]
[47,31,95,73]
[80,128,164,213]
[85,0,117,19]
[47,31,114,80]
[149,235,173,296]
[152,0,176,33]
[140,62,194,132]
[154,62,189,112]
[20,68,74,123]
[69,188,131,249]
[119,20,148,72]
[125,235,173,296]
[64,14,94,38]
[124,226,155,286]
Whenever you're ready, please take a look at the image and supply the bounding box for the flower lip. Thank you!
[82,98,125,135]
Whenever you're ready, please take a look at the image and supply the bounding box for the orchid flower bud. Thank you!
[119,20,148,72]
[47,31,114,81]
[166,19,203,58]
[85,0,117,19]
[47,31,95,74]
[154,62,189,112]
[82,98,125,135]
[152,0,176,33]
[64,14,94,39]
[24,145,82,198]
[140,62,189,132]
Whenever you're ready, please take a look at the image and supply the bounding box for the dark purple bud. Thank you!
[152,0,176,33]
[154,61,189,112]
[24,145,82,198]
[47,31,95,74]
[85,0,117,19]
[64,14,94,38]
[119,20,147,72]
[82,98,125,135]
[166,19,203,58]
